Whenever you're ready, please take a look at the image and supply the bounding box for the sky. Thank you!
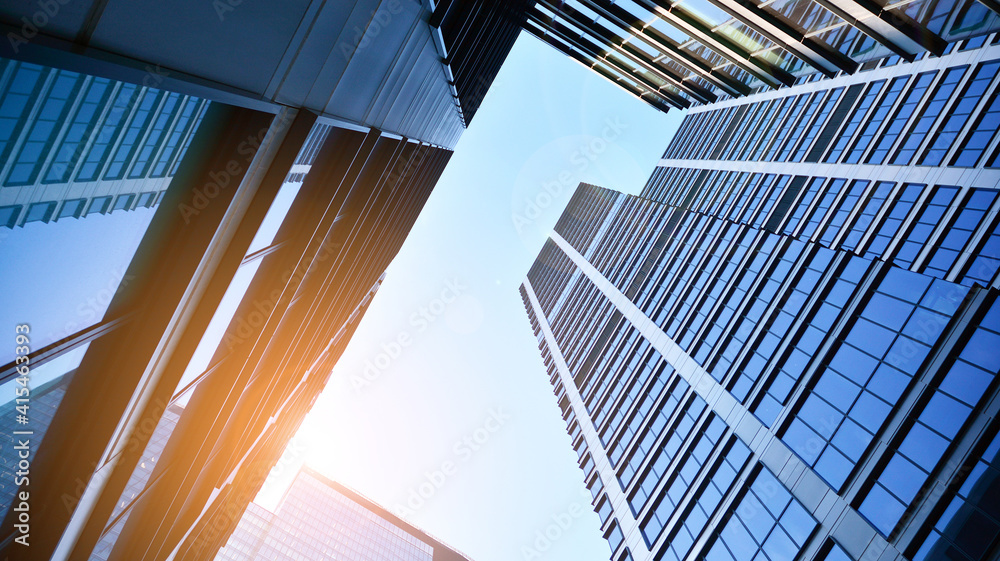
[255,34,681,561]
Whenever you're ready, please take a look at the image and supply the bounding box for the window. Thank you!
[923,189,997,279]
[75,84,140,182]
[791,88,843,162]
[825,80,884,163]
[0,205,21,228]
[23,201,58,224]
[706,467,817,561]
[128,92,181,178]
[819,179,868,246]
[842,181,894,251]
[103,90,162,180]
[844,76,908,164]
[87,195,113,215]
[135,192,157,209]
[862,298,999,536]
[6,71,82,185]
[112,194,135,212]
[892,67,966,165]
[866,72,936,165]
[913,425,1000,561]
[895,186,960,268]
[784,268,969,490]
[920,60,1000,166]
[952,82,1000,167]
[43,77,113,183]
[56,199,87,220]
[0,63,44,163]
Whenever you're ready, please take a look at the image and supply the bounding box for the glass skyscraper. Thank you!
[0,1,532,559]
[522,0,1000,113]
[214,467,471,561]
[522,32,1000,561]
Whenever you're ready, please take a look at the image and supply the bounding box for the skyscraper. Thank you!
[0,2,531,559]
[521,0,1000,113]
[521,34,1000,561]
[214,467,471,561]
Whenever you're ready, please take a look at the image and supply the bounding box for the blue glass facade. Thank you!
[522,35,1000,561]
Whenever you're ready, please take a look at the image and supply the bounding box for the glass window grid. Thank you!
[690,227,757,364]
[782,266,964,490]
[795,178,843,240]
[623,392,708,501]
[587,338,654,420]
[604,360,674,468]
[892,66,967,165]
[102,89,162,180]
[668,221,731,343]
[706,467,818,561]
[764,94,812,161]
[42,77,113,184]
[920,60,1000,166]
[843,75,909,164]
[866,71,937,165]
[652,437,752,561]
[895,185,961,268]
[752,175,790,229]
[842,181,895,251]
[127,92,181,179]
[783,177,825,236]
[5,70,83,186]
[703,233,780,377]
[0,63,45,164]
[636,213,713,315]
[616,376,691,480]
[790,88,844,162]
[723,102,767,160]
[865,183,925,260]
[640,214,720,318]
[166,100,207,177]
[638,415,727,540]
[818,179,869,246]
[752,246,836,427]
[923,189,998,279]
[735,100,773,162]
[600,360,671,447]
[749,97,794,162]
[721,239,807,404]
[661,217,722,339]
[824,80,884,163]
[734,174,773,224]
[775,91,824,162]
[960,208,1000,286]
[74,83,140,182]
[860,296,999,536]
[951,76,1000,167]
[912,423,1000,561]
[646,213,707,321]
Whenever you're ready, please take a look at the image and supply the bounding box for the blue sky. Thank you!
[258,33,681,561]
